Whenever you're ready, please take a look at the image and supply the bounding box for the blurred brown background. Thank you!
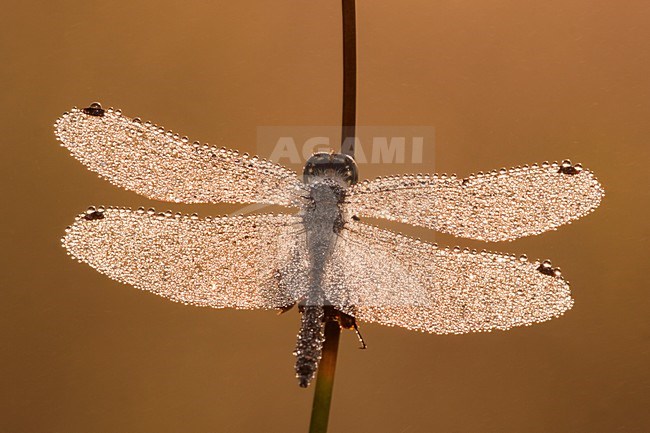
[1,1,649,432]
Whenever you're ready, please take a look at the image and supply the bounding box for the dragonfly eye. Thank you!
[303,152,358,185]
[82,102,105,117]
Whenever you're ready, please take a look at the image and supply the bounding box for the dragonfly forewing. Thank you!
[55,105,304,206]
[346,161,604,242]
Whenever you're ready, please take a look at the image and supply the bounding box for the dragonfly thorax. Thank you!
[307,177,346,203]
[301,152,357,235]
[303,178,346,235]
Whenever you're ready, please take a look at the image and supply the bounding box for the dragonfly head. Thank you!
[303,152,358,186]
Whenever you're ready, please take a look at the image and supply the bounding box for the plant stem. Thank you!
[307,1,356,431]
[308,321,342,433]
[341,0,357,157]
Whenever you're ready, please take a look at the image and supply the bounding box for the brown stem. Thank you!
[341,0,357,157]
[308,321,342,433]
[307,1,357,431]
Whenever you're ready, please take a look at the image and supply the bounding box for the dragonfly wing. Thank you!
[63,208,308,309]
[327,221,573,334]
[55,105,304,206]
[345,162,604,241]
[320,226,429,310]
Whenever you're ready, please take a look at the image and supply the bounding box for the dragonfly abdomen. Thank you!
[292,174,350,387]
[294,305,325,387]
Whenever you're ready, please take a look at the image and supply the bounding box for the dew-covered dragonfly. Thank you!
[55,103,604,387]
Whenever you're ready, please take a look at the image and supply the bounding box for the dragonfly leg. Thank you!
[330,308,367,349]
[351,321,367,350]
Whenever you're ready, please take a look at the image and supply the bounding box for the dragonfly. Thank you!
[55,102,604,387]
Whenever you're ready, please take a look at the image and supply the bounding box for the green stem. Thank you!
[308,321,341,433]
